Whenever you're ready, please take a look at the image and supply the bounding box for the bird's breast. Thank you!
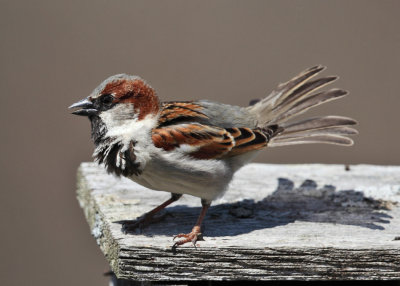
[128,149,234,201]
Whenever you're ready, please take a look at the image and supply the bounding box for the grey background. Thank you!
[1,1,399,285]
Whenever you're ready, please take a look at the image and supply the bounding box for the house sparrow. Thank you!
[70,66,357,248]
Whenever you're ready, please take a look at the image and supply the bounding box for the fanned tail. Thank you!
[247,66,357,147]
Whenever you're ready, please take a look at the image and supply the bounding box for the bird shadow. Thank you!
[118,177,397,237]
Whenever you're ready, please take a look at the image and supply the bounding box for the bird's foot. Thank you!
[172,226,204,249]
[120,211,167,233]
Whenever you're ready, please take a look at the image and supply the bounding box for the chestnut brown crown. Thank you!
[69,74,160,119]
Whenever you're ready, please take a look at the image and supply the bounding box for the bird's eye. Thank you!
[101,94,114,105]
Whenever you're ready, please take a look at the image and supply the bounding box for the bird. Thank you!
[69,65,357,249]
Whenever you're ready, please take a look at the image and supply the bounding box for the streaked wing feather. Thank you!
[157,102,209,127]
[152,124,234,159]
[226,125,282,156]
[152,124,280,159]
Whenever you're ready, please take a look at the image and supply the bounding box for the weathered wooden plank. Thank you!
[76,163,400,281]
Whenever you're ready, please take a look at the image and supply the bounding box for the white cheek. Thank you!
[104,114,157,148]
[99,104,137,129]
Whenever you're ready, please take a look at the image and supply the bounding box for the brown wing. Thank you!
[152,122,282,159]
[226,125,282,156]
[153,101,282,159]
[152,123,234,159]
[157,101,209,127]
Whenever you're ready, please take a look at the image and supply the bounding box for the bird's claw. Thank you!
[172,227,204,250]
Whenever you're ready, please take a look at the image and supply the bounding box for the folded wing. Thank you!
[152,117,281,159]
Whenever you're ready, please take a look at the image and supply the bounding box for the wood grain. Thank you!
[76,163,400,281]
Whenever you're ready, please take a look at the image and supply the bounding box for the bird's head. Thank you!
[69,74,160,143]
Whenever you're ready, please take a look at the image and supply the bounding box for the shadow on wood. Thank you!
[118,177,395,238]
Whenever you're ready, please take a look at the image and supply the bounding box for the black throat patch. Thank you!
[90,116,141,177]
[90,115,107,146]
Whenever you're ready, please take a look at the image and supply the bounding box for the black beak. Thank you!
[69,98,98,116]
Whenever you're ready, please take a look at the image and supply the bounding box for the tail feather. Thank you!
[270,134,354,147]
[272,76,337,113]
[274,89,347,123]
[277,126,358,140]
[248,65,325,124]
[247,66,357,147]
[281,116,357,133]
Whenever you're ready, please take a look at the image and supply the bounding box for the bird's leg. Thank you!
[173,199,211,249]
[122,193,182,232]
